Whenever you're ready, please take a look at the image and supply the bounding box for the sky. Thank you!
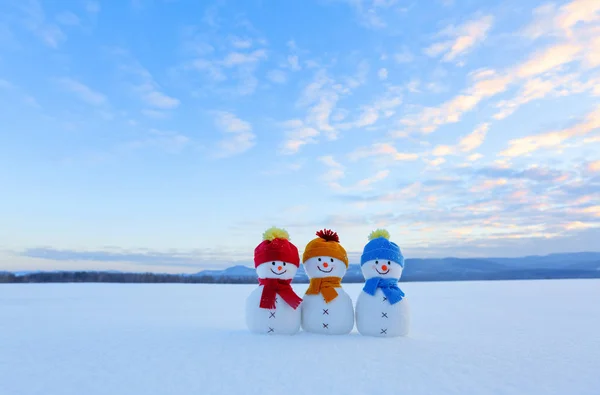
[1,0,599,273]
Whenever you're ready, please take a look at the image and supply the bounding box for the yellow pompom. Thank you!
[262,226,290,241]
[368,228,390,241]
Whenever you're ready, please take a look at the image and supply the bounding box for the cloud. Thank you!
[342,60,370,90]
[588,161,600,172]
[115,49,180,110]
[279,119,319,155]
[356,170,390,188]
[186,59,226,82]
[305,94,338,139]
[0,79,14,89]
[398,70,509,134]
[279,69,354,152]
[337,87,402,130]
[287,55,301,71]
[500,105,600,157]
[119,129,190,154]
[469,178,508,192]
[0,79,42,108]
[55,11,80,26]
[425,15,494,62]
[85,1,100,14]
[176,27,269,96]
[523,0,600,39]
[337,181,422,204]
[378,68,388,80]
[516,43,582,78]
[349,142,419,162]
[266,69,287,84]
[19,247,247,268]
[230,36,253,49]
[139,87,180,109]
[221,49,267,67]
[400,1,600,134]
[17,0,66,48]
[57,77,106,106]
[493,73,598,120]
[406,79,420,93]
[473,165,569,183]
[322,146,600,254]
[318,155,346,189]
[458,123,489,152]
[318,155,390,192]
[213,111,256,157]
[341,0,401,29]
[141,109,170,119]
[394,47,414,63]
[516,0,600,73]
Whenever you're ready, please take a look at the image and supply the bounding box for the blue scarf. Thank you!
[363,277,405,305]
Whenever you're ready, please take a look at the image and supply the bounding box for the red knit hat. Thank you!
[254,227,300,268]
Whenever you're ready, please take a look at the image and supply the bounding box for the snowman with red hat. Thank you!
[245,227,303,335]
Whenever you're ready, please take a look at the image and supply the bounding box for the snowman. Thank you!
[301,229,354,335]
[355,229,410,337]
[246,227,303,335]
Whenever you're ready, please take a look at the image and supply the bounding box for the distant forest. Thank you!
[0,271,245,284]
[2,268,600,284]
[3,253,600,284]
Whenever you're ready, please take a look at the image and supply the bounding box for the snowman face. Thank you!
[256,261,298,280]
[361,259,403,280]
[303,256,347,279]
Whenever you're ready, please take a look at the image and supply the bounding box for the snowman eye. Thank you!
[375,261,379,264]
[272,262,276,265]
[283,262,286,266]
[330,258,334,262]
[318,258,321,261]
[388,261,391,264]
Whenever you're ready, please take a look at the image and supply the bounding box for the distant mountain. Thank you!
[489,252,600,269]
[3,252,600,283]
[565,260,600,271]
[183,252,600,283]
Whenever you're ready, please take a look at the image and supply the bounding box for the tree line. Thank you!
[0,271,260,284]
[1,268,599,284]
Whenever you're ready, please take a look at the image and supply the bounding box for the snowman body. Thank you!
[301,256,354,335]
[355,286,410,337]
[246,284,301,335]
[245,260,302,335]
[355,231,410,337]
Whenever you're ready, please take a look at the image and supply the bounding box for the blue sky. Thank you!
[1,0,599,273]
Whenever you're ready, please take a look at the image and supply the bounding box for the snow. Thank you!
[1,280,600,395]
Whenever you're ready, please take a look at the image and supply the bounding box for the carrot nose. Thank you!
[278,266,282,271]
[381,265,388,271]
[323,262,329,268]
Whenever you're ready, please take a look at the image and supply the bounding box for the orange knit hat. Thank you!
[302,229,349,267]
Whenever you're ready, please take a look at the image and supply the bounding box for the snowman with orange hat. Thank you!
[300,229,354,335]
[245,227,303,335]
[355,229,410,337]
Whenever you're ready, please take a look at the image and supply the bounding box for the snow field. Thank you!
[1,280,599,395]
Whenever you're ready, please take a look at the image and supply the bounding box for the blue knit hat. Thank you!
[360,229,404,267]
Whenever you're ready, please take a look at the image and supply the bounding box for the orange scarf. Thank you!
[306,276,342,303]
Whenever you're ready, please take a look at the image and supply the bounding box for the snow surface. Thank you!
[1,280,600,395]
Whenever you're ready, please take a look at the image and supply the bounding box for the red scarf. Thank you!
[258,278,302,310]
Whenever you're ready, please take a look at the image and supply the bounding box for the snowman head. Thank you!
[302,229,349,279]
[254,227,300,280]
[303,256,347,279]
[360,229,404,281]
[255,260,298,280]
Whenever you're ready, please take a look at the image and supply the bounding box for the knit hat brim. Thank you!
[302,235,349,267]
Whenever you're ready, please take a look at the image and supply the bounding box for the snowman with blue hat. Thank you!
[355,229,410,337]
